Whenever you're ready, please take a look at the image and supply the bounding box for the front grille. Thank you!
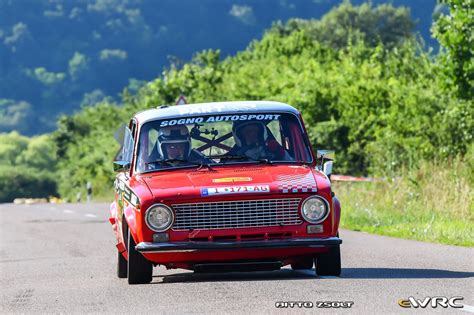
[171,198,302,231]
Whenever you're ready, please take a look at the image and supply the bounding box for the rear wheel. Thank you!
[315,245,341,276]
[117,250,127,278]
[291,257,314,270]
[127,229,153,284]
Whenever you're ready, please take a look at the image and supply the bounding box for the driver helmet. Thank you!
[232,120,268,147]
[157,125,191,159]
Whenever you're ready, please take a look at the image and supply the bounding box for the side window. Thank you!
[122,127,134,163]
[114,124,134,163]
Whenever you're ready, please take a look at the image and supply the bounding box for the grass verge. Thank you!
[335,158,473,247]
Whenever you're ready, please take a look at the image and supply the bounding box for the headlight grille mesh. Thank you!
[172,198,302,231]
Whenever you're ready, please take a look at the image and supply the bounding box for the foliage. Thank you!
[0,0,438,135]
[0,166,57,203]
[271,1,416,49]
[49,2,473,202]
[53,102,125,199]
[0,132,58,202]
[1,1,471,209]
[432,0,474,100]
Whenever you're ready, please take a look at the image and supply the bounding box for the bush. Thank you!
[0,166,57,202]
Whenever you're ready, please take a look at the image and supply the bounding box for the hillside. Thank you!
[0,0,439,135]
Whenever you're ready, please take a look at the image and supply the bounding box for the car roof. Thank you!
[134,101,300,124]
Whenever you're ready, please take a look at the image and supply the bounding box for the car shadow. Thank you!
[153,268,314,284]
[341,268,474,279]
[151,267,474,284]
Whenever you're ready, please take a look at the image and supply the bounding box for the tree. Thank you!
[271,1,415,49]
[432,0,474,99]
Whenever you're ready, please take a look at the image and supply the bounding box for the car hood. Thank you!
[139,164,323,201]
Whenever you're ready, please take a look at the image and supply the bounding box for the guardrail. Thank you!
[331,175,375,182]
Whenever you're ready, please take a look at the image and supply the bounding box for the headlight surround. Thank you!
[145,204,174,232]
[301,196,329,223]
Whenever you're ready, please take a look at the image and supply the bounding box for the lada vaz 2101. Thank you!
[109,101,342,284]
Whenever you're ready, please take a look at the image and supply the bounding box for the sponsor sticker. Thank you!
[201,185,270,196]
[212,177,253,183]
[160,114,280,127]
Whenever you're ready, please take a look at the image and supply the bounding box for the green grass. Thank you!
[335,159,473,247]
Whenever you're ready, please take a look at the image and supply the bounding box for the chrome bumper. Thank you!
[136,237,342,253]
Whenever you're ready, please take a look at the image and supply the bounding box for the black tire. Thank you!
[291,257,314,270]
[127,229,153,284]
[315,245,341,276]
[117,250,127,278]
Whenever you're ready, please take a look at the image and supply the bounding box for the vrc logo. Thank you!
[398,296,463,308]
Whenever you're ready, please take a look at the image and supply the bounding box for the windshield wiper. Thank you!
[208,154,273,165]
[207,154,249,161]
[249,157,273,165]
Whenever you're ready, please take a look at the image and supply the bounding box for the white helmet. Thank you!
[232,121,268,147]
[157,125,191,159]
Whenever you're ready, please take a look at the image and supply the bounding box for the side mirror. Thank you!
[316,150,335,161]
[323,160,333,179]
[113,161,131,172]
[316,150,335,178]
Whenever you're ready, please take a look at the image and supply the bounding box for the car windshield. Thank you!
[135,112,312,172]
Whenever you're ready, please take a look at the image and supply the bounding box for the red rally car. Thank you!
[109,101,342,284]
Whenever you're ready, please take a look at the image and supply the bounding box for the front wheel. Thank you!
[127,229,153,284]
[315,245,341,276]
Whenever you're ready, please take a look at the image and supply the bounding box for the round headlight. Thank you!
[145,204,174,232]
[301,196,329,223]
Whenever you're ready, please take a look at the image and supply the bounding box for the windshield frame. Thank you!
[134,111,314,174]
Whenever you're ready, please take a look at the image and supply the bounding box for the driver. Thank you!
[157,125,191,161]
[229,121,291,160]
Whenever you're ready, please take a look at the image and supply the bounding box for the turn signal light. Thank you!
[307,225,323,234]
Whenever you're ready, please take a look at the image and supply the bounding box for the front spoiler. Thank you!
[136,237,342,253]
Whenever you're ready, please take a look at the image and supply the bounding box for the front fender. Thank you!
[332,196,341,234]
[123,204,138,241]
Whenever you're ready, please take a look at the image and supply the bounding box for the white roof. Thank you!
[134,101,300,124]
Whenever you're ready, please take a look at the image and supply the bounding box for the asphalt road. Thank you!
[1,202,473,314]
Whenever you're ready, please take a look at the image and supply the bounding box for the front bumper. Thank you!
[136,237,342,253]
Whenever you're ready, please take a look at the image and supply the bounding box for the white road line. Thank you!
[462,304,474,313]
[85,214,97,218]
[63,210,74,214]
